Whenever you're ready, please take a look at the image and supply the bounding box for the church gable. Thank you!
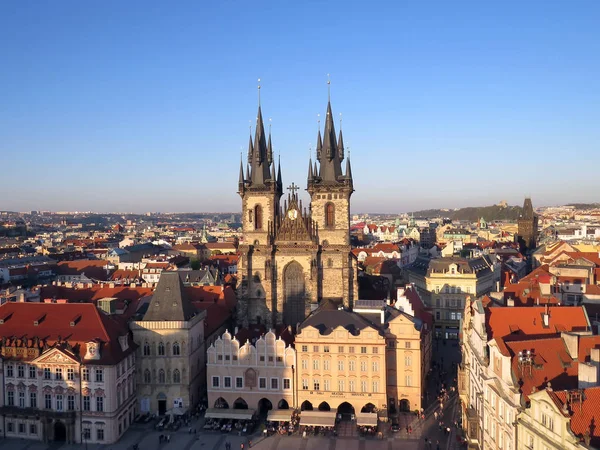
[275,187,318,244]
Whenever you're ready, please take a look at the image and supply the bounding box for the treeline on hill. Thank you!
[566,203,600,210]
[412,205,523,222]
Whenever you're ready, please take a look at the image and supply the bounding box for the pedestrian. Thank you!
[248,440,252,448]
[241,443,245,450]
[406,425,409,434]
[446,427,451,435]
[303,430,307,439]
[408,426,412,434]
[434,411,438,420]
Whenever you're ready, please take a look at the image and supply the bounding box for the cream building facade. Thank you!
[206,329,296,415]
[295,299,431,418]
[407,255,497,339]
[0,302,136,445]
[132,271,207,416]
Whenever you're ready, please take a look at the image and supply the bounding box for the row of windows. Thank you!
[435,285,471,294]
[143,342,181,356]
[6,422,38,436]
[82,427,105,441]
[215,354,284,363]
[5,365,104,382]
[435,298,464,308]
[300,359,386,371]
[143,369,181,384]
[299,345,381,354]
[211,376,291,391]
[301,379,383,392]
[5,392,84,411]
[435,311,463,321]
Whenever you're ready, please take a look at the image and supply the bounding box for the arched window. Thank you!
[144,370,151,383]
[158,370,165,383]
[158,342,165,356]
[254,205,263,230]
[172,342,180,356]
[325,203,335,228]
[143,342,150,356]
[173,370,181,383]
[327,258,333,268]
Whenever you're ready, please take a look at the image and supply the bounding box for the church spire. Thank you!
[317,99,343,183]
[308,157,314,183]
[277,154,283,193]
[249,104,272,186]
[345,155,353,186]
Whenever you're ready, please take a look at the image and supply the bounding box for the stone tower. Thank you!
[307,99,357,308]
[237,102,283,327]
[517,197,539,252]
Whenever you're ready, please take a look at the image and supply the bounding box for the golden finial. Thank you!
[327,73,331,101]
[269,117,272,133]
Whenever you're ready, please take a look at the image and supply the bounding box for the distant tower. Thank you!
[517,197,539,252]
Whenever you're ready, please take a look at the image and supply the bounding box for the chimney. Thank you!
[543,305,550,327]
[507,298,514,307]
[561,332,579,359]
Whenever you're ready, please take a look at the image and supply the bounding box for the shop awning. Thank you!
[356,412,378,426]
[204,408,256,420]
[267,409,293,422]
[299,411,336,427]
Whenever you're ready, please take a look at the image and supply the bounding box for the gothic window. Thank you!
[143,342,150,356]
[325,203,335,228]
[254,205,263,230]
[158,370,165,384]
[173,370,181,383]
[158,342,165,356]
[283,261,306,326]
[144,370,151,383]
[172,342,180,356]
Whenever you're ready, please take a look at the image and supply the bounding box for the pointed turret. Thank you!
[238,157,245,192]
[338,128,345,161]
[247,132,254,162]
[317,101,344,183]
[267,130,273,165]
[308,157,314,183]
[277,157,283,193]
[345,156,353,185]
[250,106,272,185]
[316,129,323,160]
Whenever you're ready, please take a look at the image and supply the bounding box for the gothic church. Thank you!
[236,97,358,328]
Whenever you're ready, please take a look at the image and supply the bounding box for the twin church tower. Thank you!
[236,93,358,328]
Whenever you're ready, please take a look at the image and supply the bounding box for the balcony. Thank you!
[0,405,76,420]
[463,406,480,448]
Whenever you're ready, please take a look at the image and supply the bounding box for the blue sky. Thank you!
[1,1,599,213]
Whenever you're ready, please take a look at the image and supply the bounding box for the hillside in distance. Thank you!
[412,204,523,222]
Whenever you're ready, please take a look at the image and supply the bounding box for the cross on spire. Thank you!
[287,182,299,196]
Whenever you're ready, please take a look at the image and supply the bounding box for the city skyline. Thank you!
[2,1,599,213]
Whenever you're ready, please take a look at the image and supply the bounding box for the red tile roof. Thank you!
[485,306,589,340]
[0,302,134,365]
[55,260,112,281]
[550,387,600,447]
[505,337,578,402]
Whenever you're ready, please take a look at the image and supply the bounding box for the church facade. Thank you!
[236,99,358,328]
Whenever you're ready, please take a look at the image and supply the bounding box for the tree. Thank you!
[190,258,201,270]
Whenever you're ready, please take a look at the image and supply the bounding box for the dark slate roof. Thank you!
[143,271,197,321]
[299,304,382,336]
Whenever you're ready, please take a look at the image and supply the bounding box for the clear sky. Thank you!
[1,1,599,214]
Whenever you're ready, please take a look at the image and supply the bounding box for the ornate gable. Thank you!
[275,187,318,244]
[32,347,79,365]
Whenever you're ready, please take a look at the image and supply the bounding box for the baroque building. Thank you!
[132,271,206,416]
[0,302,136,445]
[236,97,357,328]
